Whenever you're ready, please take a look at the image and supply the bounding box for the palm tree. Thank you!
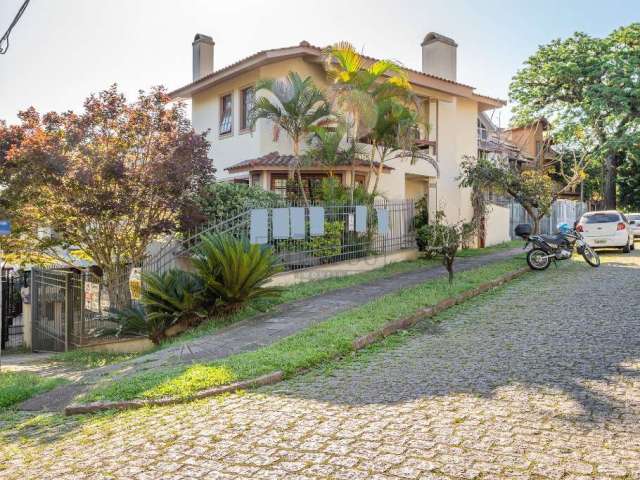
[366,98,439,194]
[323,42,437,196]
[250,72,331,205]
[323,42,411,190]
[303,121,351,176]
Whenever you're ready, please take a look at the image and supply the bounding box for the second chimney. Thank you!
[421,32,457,82]
[193,33,214,81]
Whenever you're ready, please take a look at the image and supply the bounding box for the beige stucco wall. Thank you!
[485,204,511,246]
[426,97,477,224]
[83,337,154,354]
[22,302,32,349]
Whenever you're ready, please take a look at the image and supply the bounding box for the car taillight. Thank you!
[617,222,626,231]
[576,224,584,232]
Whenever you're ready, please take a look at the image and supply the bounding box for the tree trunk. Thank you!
[523,205,541,234]
[293,141,309,207]
[603,152,619,210]
[444,255,454,285]
[103,264,132,312]
[532,216,541,235]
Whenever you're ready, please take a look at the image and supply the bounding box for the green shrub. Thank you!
[191,233,282,311]
[96,269,206,344]
[141,269,207,329]
[190,182,280,227]
[306,220,344,259]
[316,177,372,204]
[414,193,429,230]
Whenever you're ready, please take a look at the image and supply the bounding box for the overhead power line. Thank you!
[0,0,31,55]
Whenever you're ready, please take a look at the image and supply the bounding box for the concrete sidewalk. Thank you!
[18,247,523,412]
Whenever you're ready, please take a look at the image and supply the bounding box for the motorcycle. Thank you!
[515,223,600,270]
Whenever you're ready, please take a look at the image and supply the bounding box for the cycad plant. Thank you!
[250,71,331,205]
[141,269,206,322]
[191,233,282,312]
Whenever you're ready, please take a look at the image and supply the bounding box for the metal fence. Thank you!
[144,199,417,275]
[507,199,588,238]
[30,267,135,352]
[28,199,417,351]
[1,270,24,350]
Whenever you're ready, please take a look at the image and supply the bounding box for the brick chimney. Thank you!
[192,33,214,81]
[421,32,457,81]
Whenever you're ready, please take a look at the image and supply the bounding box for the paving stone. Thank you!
[2,252,640,479]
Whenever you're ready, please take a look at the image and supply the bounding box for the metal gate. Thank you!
[30,268,82,352]
[1,270,24,350]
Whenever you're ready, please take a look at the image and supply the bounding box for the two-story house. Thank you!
[170,32,505,224]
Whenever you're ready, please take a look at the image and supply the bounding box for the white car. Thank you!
[627,213,640,240]
[576,210,635,253]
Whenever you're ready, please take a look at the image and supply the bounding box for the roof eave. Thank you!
[170,45,319,99]
[169,43,505,106]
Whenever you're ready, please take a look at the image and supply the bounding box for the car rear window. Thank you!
[583,213,621,224]
[628,214,640,221]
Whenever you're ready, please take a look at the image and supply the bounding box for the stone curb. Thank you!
[64,371,284,416]
[65,266,529,416]
[351,266,530,351]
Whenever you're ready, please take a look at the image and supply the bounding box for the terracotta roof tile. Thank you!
[226,151,394,173]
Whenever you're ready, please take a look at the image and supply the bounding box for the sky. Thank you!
[0,0,638,127]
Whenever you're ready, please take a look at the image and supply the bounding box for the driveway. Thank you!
[2,251,640,479]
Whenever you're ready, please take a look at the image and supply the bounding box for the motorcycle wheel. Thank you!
[527,248,551,270]
[581,245,600,267]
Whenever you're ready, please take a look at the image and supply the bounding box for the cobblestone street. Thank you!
[2,251,640,479]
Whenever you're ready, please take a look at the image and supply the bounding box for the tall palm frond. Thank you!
[250,72,331,204]
[250,72,331,141]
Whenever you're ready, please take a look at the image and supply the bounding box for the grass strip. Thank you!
[50,350,140,369]
[0,373,67,410]
[81,254,525,403]
[161,240,521,346]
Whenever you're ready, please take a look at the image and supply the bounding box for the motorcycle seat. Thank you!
[538,234,565,246]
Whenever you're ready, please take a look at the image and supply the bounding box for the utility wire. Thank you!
[0,0,31,55]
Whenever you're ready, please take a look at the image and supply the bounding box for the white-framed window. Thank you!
[219,93,233,136]
[477,119,488,141]
[240,86,255,131]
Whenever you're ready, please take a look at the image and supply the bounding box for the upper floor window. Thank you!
[240,87,255,131]
[477,119,488,141]
[219,93,233,135]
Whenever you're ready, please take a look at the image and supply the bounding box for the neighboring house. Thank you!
[477,113,556,169]
[477,115,580,201]
[170,32,505,224]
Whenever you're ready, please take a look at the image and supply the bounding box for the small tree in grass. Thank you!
[416,211,476,284]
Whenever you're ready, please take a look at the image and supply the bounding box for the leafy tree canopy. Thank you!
[0,84,213,271]
[509,23,640,207]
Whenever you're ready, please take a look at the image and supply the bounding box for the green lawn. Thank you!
[161,240,521,347]
[0,372,67,410]
[81,254,526,403]
[50,350,140,369]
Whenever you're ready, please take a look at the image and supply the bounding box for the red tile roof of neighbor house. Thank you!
[170,41,505,108]
[225,151,394,173]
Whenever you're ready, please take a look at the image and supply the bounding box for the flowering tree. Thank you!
[0,85,213,305]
